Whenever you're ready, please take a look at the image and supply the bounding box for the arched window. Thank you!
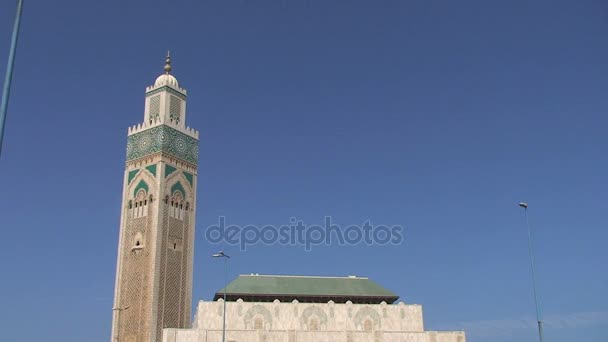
[169,191,186,220]
[132,232,144,251]
[131,189,149,219]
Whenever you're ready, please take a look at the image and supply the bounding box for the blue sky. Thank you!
[0,0,607,341]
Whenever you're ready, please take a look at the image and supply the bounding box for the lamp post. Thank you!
[212,251,230,342]
[0,0,25,157]
[519,202,544,342]
[112,305,130,342]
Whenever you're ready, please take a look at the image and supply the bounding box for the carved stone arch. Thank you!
[170,181,186,199]
[127,170,156,198]
[243,305,273,330]
[135,187,147,201]
[165,178,189,221]
[300,306,328,331]
[165,167,192,195]
[353,307,381,331]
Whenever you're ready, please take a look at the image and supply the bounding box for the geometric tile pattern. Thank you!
[127,125,199,165]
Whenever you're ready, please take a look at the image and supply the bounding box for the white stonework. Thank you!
[111,56,199,342]
[162,300,466,342]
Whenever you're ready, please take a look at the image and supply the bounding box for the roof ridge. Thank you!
[239,274,369,280]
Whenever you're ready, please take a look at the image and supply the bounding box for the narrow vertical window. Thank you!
[132,190,149,219]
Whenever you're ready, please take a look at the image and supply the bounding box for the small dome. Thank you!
[154,74,179,88]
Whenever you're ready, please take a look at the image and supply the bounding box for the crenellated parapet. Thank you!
[146,84,187,97]
[128,118,199,140]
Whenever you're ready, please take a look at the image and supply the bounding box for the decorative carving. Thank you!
[133,180,148,197]
[145,85,186,100]
[169,95,182,124]
[149,95,161,121]
[300,306,328,331]
[353,307,382,331]
[243,305,273,330]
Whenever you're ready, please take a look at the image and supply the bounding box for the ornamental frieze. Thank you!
[127,125,198,165]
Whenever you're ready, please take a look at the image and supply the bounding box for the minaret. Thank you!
[111,53,199,342]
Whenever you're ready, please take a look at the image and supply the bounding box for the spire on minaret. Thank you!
[150,51,181,89]
[164,51,172,74]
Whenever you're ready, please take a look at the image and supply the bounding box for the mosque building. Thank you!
[110,57,466,342]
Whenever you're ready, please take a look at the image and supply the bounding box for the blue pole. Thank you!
[0,0,25,157]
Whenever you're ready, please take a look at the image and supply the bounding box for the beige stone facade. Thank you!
[111,56,199,342]
[162,300,465,342]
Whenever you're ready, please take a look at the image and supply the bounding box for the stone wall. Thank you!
[162,300,465,342]
[163,328,465,342]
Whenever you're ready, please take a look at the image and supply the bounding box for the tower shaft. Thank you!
[111,57,199,342]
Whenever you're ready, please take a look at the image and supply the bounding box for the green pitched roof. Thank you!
[214,274,399,304]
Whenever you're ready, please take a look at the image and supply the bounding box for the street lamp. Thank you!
[212,251,230,342]
[519,202,544,342]
[112,305,130,342]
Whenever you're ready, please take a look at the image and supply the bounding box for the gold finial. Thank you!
[163,50,172,74]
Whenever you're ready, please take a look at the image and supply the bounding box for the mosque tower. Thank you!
[111,53,199,342]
